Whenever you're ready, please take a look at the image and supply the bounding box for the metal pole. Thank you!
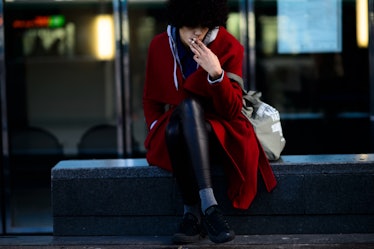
[0,0,8,234]
[121,0,132,157]
[113,0,132,157]
[369,0,374,152]
[239,0,248,90]
[247,0,256,91]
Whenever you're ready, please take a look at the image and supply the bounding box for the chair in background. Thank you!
[11,126,63,157]
[10,126,64,187]
[77,124,118,159]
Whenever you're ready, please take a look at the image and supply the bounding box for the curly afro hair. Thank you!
[167,0,228,29]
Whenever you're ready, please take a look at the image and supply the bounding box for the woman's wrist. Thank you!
[208,70,224,84]
[209,68,223,80]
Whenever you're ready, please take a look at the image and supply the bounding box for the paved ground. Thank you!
[0,234,374,249]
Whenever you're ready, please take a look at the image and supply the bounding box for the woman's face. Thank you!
[179,26,209,47]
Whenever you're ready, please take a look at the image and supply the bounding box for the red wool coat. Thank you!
[143,26,277,210]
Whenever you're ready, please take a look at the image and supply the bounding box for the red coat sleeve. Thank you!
[143,35,165,129]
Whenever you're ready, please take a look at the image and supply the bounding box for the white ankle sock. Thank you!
[199,188,218,213]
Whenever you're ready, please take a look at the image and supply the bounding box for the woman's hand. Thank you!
[189,38,223,80]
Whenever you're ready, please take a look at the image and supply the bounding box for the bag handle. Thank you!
[226,72,245,90]
[226,72,262,106]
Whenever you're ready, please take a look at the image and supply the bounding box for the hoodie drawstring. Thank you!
[168,36,179,91]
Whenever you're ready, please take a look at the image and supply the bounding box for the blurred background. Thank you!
[0,0,372,234]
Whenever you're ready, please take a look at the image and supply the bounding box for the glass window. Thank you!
[254,0,370,154]
[0,0,371,235]
[0,0,4,235]
[4,0,116,232]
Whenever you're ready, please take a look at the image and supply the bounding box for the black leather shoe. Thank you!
[203,205,235,243]
[172,213,205,244]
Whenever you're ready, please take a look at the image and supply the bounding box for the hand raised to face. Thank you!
[188,38,223,80]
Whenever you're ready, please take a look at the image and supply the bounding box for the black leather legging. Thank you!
[165,98,218,205]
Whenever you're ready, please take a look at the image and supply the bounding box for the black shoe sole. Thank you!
[172,233,204,244]
[207,230,235,244]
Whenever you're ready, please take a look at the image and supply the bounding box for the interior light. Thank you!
[356,0,368,48]
[95,15,114,60]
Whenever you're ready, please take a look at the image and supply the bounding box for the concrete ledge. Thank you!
[2,234,374,248]
[51,154,374,236]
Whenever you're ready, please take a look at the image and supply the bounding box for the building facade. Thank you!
[0,0,373,234]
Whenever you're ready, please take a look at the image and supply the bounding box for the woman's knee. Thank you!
[166,98,204,141]
[180,98,203,118]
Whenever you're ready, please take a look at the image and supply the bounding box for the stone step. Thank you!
[51,154,374,236]
[2,234,374,249]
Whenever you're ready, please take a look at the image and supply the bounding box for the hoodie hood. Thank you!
[167,25,219,90]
